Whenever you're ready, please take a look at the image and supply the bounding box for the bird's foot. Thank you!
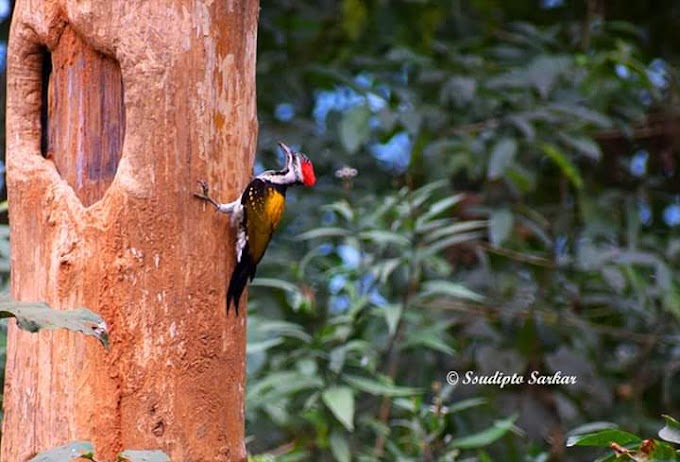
[194,180,220,209]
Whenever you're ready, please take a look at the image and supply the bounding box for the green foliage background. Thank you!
[247,1,680,461]
[0,1,679,461]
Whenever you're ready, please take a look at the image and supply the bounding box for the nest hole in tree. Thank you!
[42,26,125,207]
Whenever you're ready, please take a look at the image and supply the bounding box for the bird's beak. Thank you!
[278,141,295,167]
[278,141,292,154]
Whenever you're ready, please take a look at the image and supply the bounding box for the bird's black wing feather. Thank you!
[226,245,257,315]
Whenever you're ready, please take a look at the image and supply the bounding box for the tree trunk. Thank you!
[2,1,258,461]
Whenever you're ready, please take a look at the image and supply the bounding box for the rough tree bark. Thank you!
[2,1,258,461]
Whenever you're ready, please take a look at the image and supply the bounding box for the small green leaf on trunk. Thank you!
[0,294,109,349]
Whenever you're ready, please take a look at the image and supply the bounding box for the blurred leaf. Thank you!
[447,397,488,414]
[29,441,94,462]
[506,114,535,139]
[488,208,514,246]
[441,76,477,106]
[417,217,452,234]
[380,303,403,337]
[421,220,488,242]
[251,278,301,294]
[419,231,485,258]
[548,103,612,128]
[249,319,312,343]
[659,415,680,444]
[247,338,284,354]
[329,340,370,373]
[566,429,641,447]
[251,278,304,310]
[409,180,448,208]
[539,142,583,188]
[329,430,351,462]
[248,371,324,401]
[602,266,626,293]
[567,422,619,436]
[371,258,403,284]
[418,194,466,223]
[558,134,602,161]
[485,55,570,98]
[322,386,355,431]
[525,55,571,98]
[358,230,410,247]
[488,138,518,179]
[403,324,455,355]
[449,414,518,449]
[325,201,355,222]
[296,227,352,240]
[477,450,493,462]
[340,105,371,154]
[343,374,422,396]
[118,450,170,462]
[342,0,367,40]
[0,295,109,349]
[419,280,484,302]
[505,164,537,193]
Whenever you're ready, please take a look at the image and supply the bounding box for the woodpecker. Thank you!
[195,142,317,315]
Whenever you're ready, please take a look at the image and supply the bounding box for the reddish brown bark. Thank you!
[2,1,259,461]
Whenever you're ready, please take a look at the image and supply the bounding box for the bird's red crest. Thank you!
[301,160,316,186]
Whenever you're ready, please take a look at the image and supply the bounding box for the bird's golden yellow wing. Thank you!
[243,180,286,264]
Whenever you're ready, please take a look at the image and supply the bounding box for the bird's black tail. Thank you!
[227,256,256,316]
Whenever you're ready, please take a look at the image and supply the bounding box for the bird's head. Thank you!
[279,142,317,187]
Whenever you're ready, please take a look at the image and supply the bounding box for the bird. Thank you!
[194,142,317,315]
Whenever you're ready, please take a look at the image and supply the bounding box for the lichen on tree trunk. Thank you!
[2,1,259,461]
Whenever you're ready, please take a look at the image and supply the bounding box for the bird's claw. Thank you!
[199,180,210,196]
[194,180,210,200]
[194,180,221,210]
